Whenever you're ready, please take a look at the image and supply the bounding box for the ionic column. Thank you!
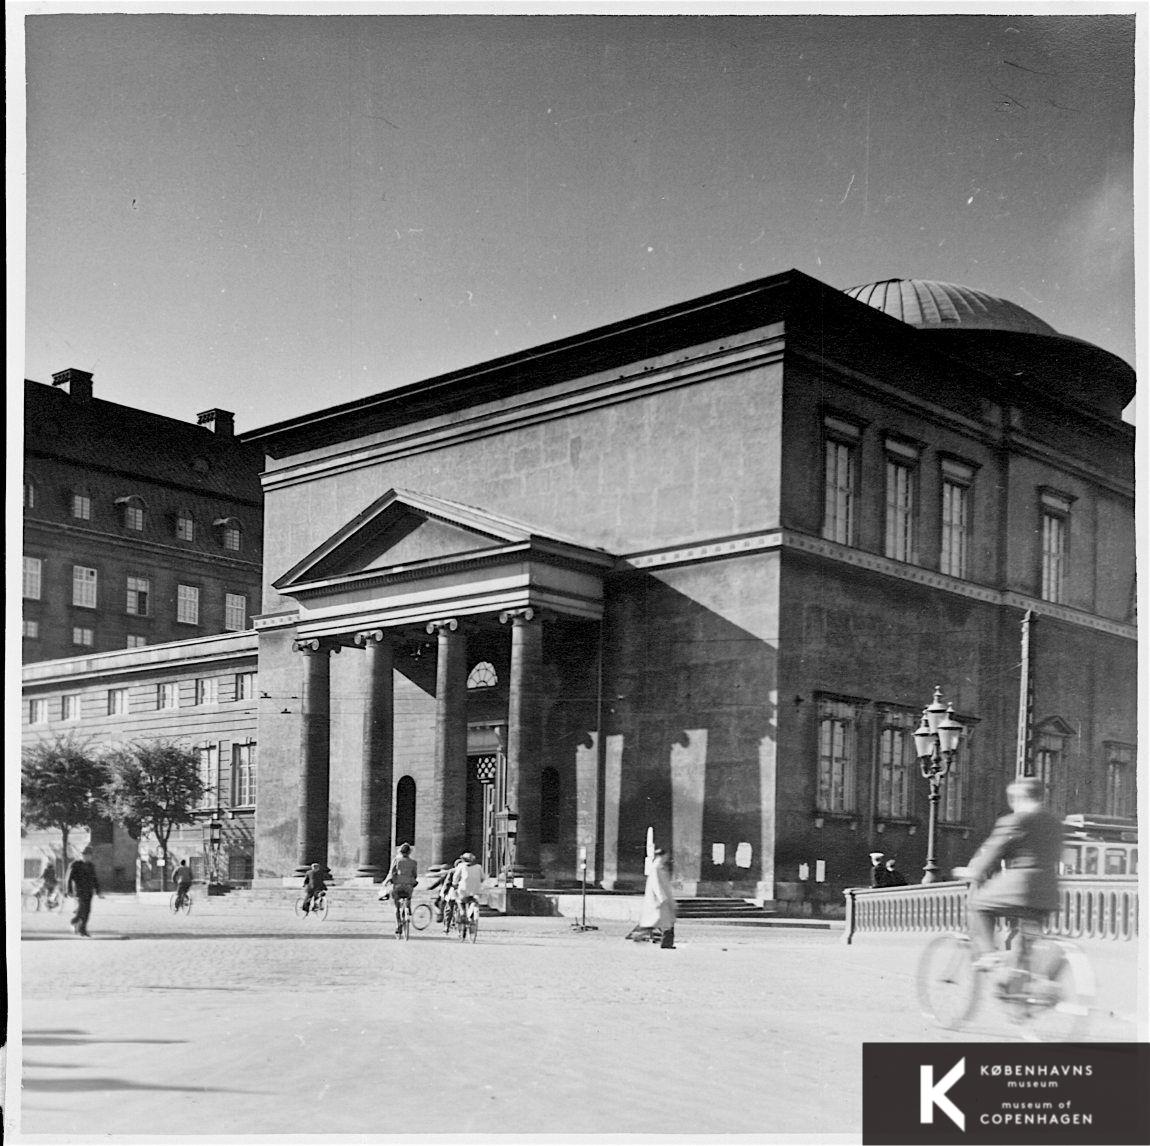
[293,638,334,874]
[427,618,468,867]
[501,607,543,880]
[354,629,394,880]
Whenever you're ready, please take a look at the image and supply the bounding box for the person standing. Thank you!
[883,858,908,887]
[869,851,890,887]
[637,848,677,949]
[66,846,101,936]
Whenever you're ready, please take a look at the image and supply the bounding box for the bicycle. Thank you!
[22,887,63,912]
[169,888,194,915]
[455,897,479,943]
[395,894,412,940]
[294,889,329,920]
[916,917,1094,1041]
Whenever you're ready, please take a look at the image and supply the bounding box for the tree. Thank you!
[21,735,110,874]
[104,740,206,890]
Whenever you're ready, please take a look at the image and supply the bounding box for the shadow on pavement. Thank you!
[23,1077,254,1094]
[25,1034,187,1047]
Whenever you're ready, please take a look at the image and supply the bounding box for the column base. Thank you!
[353,866,384,883]
[346,874,384,886]
[506,866,543,887]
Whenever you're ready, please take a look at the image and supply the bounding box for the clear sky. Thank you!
[19,9,1139,432]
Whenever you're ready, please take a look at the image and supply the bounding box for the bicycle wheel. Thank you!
[181,893,194,915]
[316,894,330,921]
[458,906,470,941]
[1010,939,1094,1042]
[468,905,479,944]
[169,893,181,914]
[294,896,307,918]
[411,903,433,931]
[916,934,981,1030]
[402,905,411,940]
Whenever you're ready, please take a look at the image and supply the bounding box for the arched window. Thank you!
[467,661,498,689]
[215,517,242,551]
[395,776,416,849]
[539,767,560,845]
[116,495,146,531]
[175,508,195,542]
[71,486,92,521]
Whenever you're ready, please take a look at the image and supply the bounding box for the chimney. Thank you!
[51,368,94,403]
[197,408,235,437]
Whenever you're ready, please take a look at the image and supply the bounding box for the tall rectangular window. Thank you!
[124,503,145,531]
[234,671,257,701]
[817,698,857,813]
[196,677,219,706]
[176,512,195,541]
[126,576,151,616]
[232,742,257,806]
[938,761,967,824]
[71,492,91,520]
[198,744,219,808]
[1034,727,1066,817]
[72,626,94,647]
[1104,744,1136,819]
[29,698,49,725]
[877,711,915,819]
[24,556,43,600]
[883,440,919,563]
[72,565,98,608]
[224,593,247,631]
[177,584,200,625]
[222,524,242,551]
[1040,491,1073,604]
[157,682,179,710]
[62,694,82,722]
[940,459,974,578]
[107,688,129,716]
[822,417,860,545]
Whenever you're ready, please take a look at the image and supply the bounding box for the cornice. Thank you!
[23,517,263,573]
[259,335,786,493]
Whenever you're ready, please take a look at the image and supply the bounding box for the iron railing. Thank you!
[842,877,1139,944]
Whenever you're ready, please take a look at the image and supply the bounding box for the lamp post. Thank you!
[913,686,965,884]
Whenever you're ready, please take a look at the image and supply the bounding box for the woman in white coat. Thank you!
[636,848,677,949]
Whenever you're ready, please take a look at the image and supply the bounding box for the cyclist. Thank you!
[300,862,328,914]
[953,776,1062,971]
[436,855,465,927]
[172,859,193,910]
[385,842,418,936]
[453,852,483,926]
[35,860,60,906]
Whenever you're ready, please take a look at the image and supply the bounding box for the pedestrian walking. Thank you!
[65,846,101,936]
[869,851,890,887]
[883,857,908,887]
[635,848,677,949]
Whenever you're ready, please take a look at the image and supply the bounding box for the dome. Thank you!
[844,279,1060,337]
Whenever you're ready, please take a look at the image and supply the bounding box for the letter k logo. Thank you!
[920,1058,965,1131]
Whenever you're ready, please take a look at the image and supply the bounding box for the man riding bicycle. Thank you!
[385,843,418,936]
[953,776,1062,971]
[300,862,328,914]
[452,852,483,922]
[35,861,60,905]
[172,859,193,910]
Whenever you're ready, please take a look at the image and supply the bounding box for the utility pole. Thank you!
[1015,610,1034,779]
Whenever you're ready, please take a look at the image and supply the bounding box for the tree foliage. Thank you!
[104,740,206,888]
[21,735,111,865]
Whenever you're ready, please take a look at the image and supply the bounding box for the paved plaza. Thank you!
[11,894,1144,1139]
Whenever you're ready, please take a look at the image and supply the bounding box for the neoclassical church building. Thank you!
[236,269,1135,902]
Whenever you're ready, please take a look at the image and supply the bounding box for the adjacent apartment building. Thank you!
[22,368,265,663]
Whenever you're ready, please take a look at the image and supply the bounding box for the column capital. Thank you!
[499,607,536,625]
[426,617,459,636]
[353,628,390,648]
[292,637,341,655]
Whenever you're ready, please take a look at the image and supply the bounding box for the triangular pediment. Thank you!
[273,488,612,594]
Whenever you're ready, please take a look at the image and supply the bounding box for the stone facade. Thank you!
[21,632,259,891]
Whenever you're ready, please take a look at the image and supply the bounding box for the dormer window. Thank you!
[117,495,146,532]
[215,517,242,551]
[71,487,92,521]
[176,510,195,542]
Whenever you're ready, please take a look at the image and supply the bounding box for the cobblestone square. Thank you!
[12,895,1142,1139]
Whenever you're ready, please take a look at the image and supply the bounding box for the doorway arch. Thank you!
[395,776,416,849]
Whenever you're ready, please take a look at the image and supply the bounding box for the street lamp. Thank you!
[913,686,965,884]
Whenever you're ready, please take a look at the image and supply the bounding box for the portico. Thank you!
[273,489,613,879]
